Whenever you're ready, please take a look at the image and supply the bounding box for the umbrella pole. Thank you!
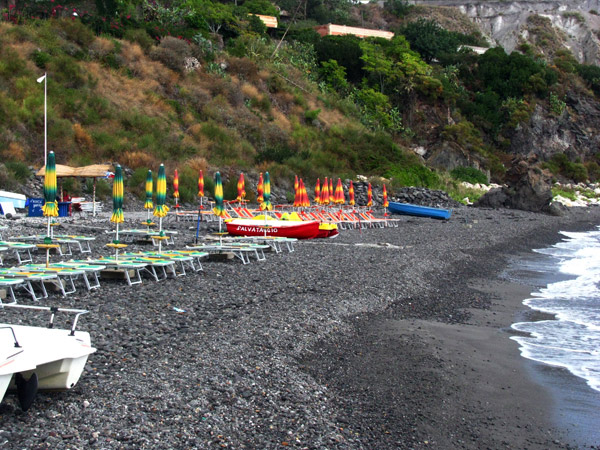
[219,217,222,245]
[92,178,97,217]
[115,223,120,260]
[158,217,163,254]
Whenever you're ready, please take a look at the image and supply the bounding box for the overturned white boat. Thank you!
[0,304,96,410]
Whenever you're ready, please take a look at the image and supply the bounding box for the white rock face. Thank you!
[418,1,600,64]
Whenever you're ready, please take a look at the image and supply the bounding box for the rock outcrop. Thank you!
[475,156,553,211]
[417,0,600,64]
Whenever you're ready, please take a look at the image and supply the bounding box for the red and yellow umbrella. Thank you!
[198,169,205,209]
[321,177,329,206]
[314,178,321,205]
[300,179,310,207]
[383,184,389,208]
[329,178,335,204]
[334,178,345,205]
[198,170,205,197]
[348,180,355,207]
[367,182,373,207]
[236,172,246,203]
[293,175,301,207]
[173,168,180,208]
[257,172,264,203]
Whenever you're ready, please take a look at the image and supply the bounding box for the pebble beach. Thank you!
[1,204,600,449]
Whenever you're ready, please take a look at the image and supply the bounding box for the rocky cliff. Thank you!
[416,1,600,64]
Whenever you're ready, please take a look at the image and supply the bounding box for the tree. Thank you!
[315,35,364,83]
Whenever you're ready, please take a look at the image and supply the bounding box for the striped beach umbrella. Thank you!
[213,172,226,217]
[42,151,58,218]
[349,180,355,207]
[257,172,264,203]
[293,176,301,207]
[334,178,345,205]
[367,182,373,207]
[198,170,205,197]
[144,170,153,210]
[383,185,389,208]
[314,178,321,205]
[260,172,273,211]
[329,178,335,204]
[236,172,246,203]
[300,179,310,207]
[110,165,124,224]
[321,177,329,206]
[153,164,170,218]
[173,169,180,208]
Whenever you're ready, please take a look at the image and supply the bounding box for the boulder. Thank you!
[475,156,552,212]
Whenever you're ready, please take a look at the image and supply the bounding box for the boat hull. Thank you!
[226,219,321,239]
[2,324,96,391]
[388,201,452,220]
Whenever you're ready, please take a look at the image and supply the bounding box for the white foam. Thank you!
[513,228,600,392]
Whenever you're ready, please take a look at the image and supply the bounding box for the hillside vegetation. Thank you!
[1,0,599,203]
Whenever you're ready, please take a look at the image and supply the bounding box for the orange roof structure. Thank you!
[314,23,394,40]
[250,14,278,28]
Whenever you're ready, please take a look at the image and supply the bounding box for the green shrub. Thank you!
[123,29,155,52]
[5,161,31,182]
[32,50,51,69]
[150,36,191,73]
[450,166,488,185]
[386,163,442,188]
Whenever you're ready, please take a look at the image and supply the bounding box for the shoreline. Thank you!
[1,206,600,449]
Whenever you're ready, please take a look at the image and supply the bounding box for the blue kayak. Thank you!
[388,201,452,220]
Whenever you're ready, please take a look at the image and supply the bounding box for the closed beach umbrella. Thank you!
[213,172,226,217]
[334,178,345,205]
[314,178,321,205]
[198,170,205,198]
[42,151,58,266]
[329,178,335,204]
[367,183,373,207]
[257,172,264,203]
[293,175,301,207]
[42,151,58,218]
[349,180,355,207]
[173,169,180,208]
[110,165,124,225]
[153,164,170,218]
[301,179,310,207]
[260,172,273,211]
[236,172,246,203]
[383,184,389,208]
[321,177,329,206]
[144,170,153,210]
[109,164,125,258]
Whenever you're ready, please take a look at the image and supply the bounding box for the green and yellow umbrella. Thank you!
[42,151,58,218]
[110,165,124,224]
[153,164,170,218]
[213,171,226,217]
[41,151,59,266]
[260,172,273,211]
[144,170,153,210]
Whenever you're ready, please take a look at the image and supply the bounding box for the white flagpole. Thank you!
[37,73,47,166]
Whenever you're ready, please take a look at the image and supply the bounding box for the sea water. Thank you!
[510,228,600,393]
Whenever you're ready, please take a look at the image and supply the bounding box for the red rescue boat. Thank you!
[225,218,321,240]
